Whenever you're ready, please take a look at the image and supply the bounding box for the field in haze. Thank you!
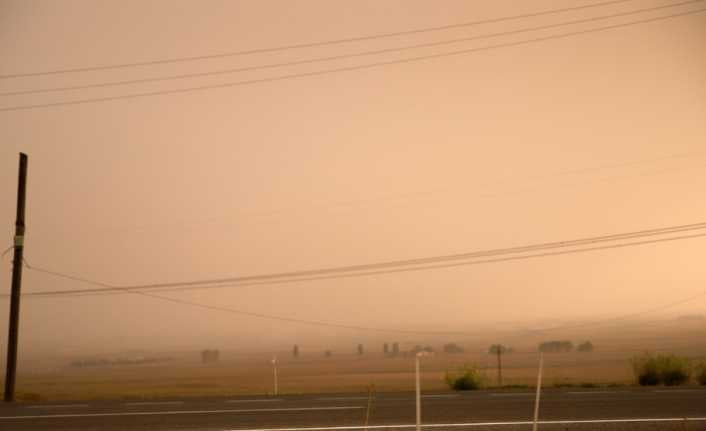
[11,319,706,401]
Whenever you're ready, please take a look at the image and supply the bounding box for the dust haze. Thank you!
[0,0,705,369]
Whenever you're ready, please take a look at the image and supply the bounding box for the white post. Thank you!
[272,356,278,396]
[532,353,544,431]
[415,353,422,431]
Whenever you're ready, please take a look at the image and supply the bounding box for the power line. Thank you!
[3,0,701,97]
[1,246,13,259]
[14,268,479,338]
[16,238,706,337]
[9,229,706,336]
[121,290,482,336]
[34,283,706,340]
[19,221,706,297]
[2,7,704,113]
[150,233,706,295]
[500,288,706,342]
[0,0,640,79]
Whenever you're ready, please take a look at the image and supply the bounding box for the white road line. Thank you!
[316,397,369,401]
[223,418,706,431]
[384,396,457,401]
[225,399,284,403]
[25,404,89,409]
[489,393,533,397]
[124,401,185,406]
[0,406,362,420]
[654,389,706,393]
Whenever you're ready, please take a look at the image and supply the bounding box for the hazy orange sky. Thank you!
[0,0,705,356]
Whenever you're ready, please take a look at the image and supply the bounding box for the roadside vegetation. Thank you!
[631,353,691,386]
[696,361,706,385]
[444,364,485,390]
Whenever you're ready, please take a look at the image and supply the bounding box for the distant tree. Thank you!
[410,345,435,355]
[383,343,389,355]
[292,344,299,358]
[577,341,594,352]
[392,342,400,356]
[324,350,333,357]
[488,344,511,355]
[538,341,573,353]
[443,343,465,354]
[357,344,364,356]
[201,349,220,363]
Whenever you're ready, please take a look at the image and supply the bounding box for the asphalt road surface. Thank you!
[0,388,704,431]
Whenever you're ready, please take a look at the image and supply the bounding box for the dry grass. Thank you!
[10,324,706,401]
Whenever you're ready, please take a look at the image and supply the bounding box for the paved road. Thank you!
[0,388,704,431]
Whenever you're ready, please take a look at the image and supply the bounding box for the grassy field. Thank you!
[11,330,706,401]
[6,319,705,401]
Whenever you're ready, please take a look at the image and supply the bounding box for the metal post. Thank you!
[364,384,374,430]
[532,352,544,431]
[4,153,28,403]
[415,354,421,431]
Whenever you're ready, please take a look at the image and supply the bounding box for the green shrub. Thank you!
[444,364,485,390]
[658,355,691,386]
[633,354,660,385]
[631,353,691,386]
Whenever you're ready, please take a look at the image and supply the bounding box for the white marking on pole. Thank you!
[124,401,184,406]
[0,406,362,420]
[25,404,89,409]
[220,418,706,431]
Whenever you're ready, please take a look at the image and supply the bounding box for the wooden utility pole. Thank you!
[4,153,28,403]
